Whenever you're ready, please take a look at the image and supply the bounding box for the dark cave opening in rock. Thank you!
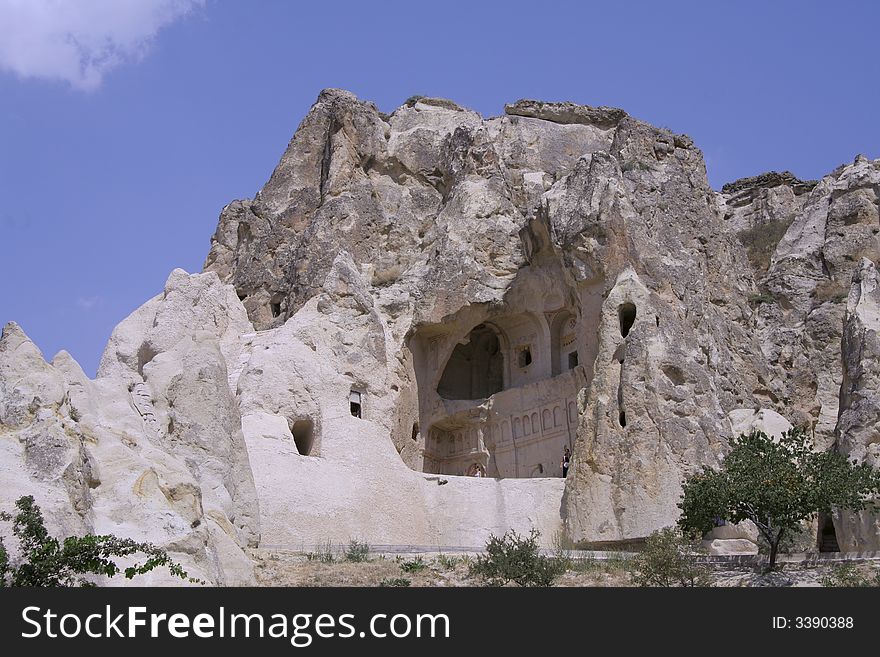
[619,302,636,338]
[136,342,157,377]
[817,512,840,552]
[289,418,315,456]
[436,324,504,400]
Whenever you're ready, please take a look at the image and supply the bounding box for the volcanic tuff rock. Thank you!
[2,90,879,580]
[0,270,260,584]
[835,259,880,549]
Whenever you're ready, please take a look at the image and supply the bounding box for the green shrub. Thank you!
[469,529,566,587]
[344,540,370,563]
[399,556,427,573]
[0,495,198,587]
[379,577,411,587]
[629,527,712,587]
[435,553,460,571]
[820,563,880,587]
[748,293,775,305]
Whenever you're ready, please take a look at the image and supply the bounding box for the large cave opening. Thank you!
[436,324,504,400]
[408,306,593,479]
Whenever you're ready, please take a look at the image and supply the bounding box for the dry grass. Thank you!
[251,549,880,587]
[737,217,794,273]
[251,550,633,587]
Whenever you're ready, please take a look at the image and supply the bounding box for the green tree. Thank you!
[0,495,199,587]
[469,529,566,587]
[678,428,880,571]
[629,527,712,587]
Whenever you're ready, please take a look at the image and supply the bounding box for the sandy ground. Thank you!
[251,549,634,587]
[251,549,880,587]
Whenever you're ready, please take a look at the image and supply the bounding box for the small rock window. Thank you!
[517,346,533,368]
[350,390,363,419]
[568,351,579,369]
[618,302,637,338]
[270,302,282,318]
[411,422,419,441]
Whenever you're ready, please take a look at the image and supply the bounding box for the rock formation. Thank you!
[835,259,880,549]
[0,271,260,585]
[2,89,879,581]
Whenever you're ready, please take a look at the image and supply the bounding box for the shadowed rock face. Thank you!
[835,259,880,550]
[2,90,879,576]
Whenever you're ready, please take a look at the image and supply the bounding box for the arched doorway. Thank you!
[817,512,840,553]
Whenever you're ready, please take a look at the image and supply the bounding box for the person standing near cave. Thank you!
[561,446,571,477]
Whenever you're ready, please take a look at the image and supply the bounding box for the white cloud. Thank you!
[0,0,204,91]
[76,295,102,310]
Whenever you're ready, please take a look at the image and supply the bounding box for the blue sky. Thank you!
[1,0,878,376]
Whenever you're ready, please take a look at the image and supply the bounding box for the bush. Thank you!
[379,577,411,587]
[469,529,566,587]
[0,495,197,587]
[344,540,370,563]
[748,293,775,305]
[399,556,427,573]
[820,563,880,587]
[629,527,712,587]
[435,554,461,571]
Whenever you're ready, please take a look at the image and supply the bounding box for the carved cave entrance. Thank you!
[415,310,588,479]
[437,324,504,400]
